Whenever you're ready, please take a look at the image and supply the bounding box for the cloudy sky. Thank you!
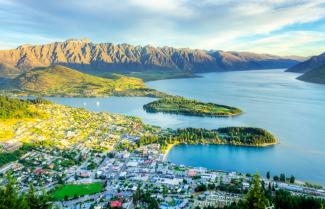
[0,0,325,56]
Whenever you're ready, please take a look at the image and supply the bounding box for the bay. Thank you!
[48,69,325,184]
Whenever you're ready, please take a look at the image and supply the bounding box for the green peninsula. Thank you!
[139,127,278,152]
[143,96,242,117]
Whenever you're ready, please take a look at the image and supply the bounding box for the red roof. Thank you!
[34,168,45,175]
[110,200,122,208]
[188,169,197,177]
[80,172,90,177]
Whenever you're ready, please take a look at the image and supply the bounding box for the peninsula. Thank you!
[139,127,278,153]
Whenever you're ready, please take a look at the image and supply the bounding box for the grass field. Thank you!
[51,182,103,200]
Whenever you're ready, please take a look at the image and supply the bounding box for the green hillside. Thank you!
[7,65,163,97]
[0,96,40,120]
[298,65,325,84]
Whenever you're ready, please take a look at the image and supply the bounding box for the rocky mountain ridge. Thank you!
[0,39,303,76]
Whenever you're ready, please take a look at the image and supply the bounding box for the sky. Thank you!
[0,0,325,56]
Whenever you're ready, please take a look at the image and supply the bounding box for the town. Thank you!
[1,102,325,209]
[1,136,325,208]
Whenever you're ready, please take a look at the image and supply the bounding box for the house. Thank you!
[34,168,46,175]
[110,200,122,208]
[188,169,197,177]
[79,172,91,178]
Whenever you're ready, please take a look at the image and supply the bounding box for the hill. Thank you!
[6,65,163,97]
[0,39,302,80]
[286,52,325,73]
[297,65,325,84]
[0,96,40,120]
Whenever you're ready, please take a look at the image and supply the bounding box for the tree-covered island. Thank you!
[143,96,242,117]
[139,127,278,152]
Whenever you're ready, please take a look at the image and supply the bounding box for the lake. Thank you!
[48,69,325,184]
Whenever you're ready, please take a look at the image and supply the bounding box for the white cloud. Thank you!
[176,0,325,54]
[0,0,325,56]
[129,0,195,18]
[226,31,325,56]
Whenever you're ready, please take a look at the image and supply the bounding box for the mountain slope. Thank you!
[0,62,21,78]
[297,65,325,84]
[210,51,301,70]
[286,52,325,73]
[7,65,162,97]
[0,39,302,76]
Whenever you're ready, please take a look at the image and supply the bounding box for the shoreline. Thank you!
[144,109,242,118]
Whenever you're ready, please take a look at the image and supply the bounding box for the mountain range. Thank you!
[0,38,304,79]
[287,52,325,84]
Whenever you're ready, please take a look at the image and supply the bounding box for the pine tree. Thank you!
[266,171,270,180]
[18,194,30,209]
[0,174,20,209]
[245,172,267,209]
[0,175,52,209]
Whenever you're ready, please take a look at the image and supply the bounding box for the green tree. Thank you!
[280,173,286,182]
[245,173,267,209]
[266,171,270,180]
[290,175,295,184]
[0,174,52,209]
[0,174,21,209]
[27,184,51,209]
[273,175,279,181]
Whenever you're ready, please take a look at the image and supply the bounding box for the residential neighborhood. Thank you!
[1,103,325,209]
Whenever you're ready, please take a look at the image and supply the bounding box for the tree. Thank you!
[133,186,141,205]
[290,175,295,184]
[57,175,64,184]
[266,171,270,180]
[0,174,52,209]
[280,173,286,182]
[27,185,51,209]
[245,173,267,209]
[195,184,207,192]
[273,175,279,181]
[0,174,21,209]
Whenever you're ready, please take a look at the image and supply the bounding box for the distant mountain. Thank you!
[286,52,325,73]
[297,64,325,84]
[6,65,162,97]
[0,39,303,78]
[209,51,303,71]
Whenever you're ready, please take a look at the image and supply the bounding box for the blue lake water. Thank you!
[48,69,325,184]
